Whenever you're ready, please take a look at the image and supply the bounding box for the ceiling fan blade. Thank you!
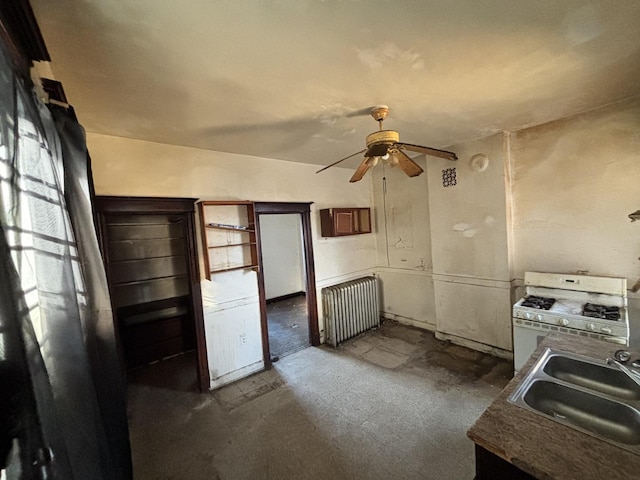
[316,149,367,174]
[396,142,458,161]
[393,150,424,177]
[349,157,371,183]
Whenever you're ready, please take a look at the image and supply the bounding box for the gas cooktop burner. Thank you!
[583,303,621,321]
[521,295,556,310]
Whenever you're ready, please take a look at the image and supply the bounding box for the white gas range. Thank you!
[513,272,629,372]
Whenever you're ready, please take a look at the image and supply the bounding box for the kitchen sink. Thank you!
[523,380,640,445]
[543,354,640,401]
[508,348,640,455]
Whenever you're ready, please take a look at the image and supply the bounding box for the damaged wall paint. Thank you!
[372,160,432,271]
[429,133,510,281]
[428,132,512,351]
[452,216,497,238]
[452,223,479,238]
[510,96,640,345]
[510,97,640,280]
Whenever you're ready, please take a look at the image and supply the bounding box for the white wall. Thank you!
[371,155,437,330]
[510,97,640,346]
[428,133,512,354]
[88,133,378,388]
[260,214,305,300]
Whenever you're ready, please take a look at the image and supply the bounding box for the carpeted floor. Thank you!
[126,321,512,479]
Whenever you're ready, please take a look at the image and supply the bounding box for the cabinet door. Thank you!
[355,208,371,233]
[334,210,354,234]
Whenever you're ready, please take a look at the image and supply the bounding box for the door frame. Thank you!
[253,202,319,367]
[94,196,210,392]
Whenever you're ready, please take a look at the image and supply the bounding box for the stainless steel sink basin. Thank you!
[523,380,640,445]
[508,348,640,455]
[543,354,640,401]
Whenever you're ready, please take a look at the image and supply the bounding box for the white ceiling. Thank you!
[31,0,640,169]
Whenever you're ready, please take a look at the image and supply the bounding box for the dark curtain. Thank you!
[0,33,132,480]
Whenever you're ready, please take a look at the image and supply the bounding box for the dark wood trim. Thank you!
[301,210,320,346]
[0,0,50,63]
[183,208,209,393]
[196,202,211,281]
[95,196,198,214]
[0,17,28,76]
[41,78,67,103]
[253,211,271,368]
[254,202,314,215]
[95,196,210,393]
[266,291,305,305]
[0,13,26,77]
[199,200,253,205]
[254,202,320,367]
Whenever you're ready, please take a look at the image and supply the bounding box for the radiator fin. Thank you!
[322,276,379,347]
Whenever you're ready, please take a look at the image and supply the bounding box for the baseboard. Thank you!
[381,315,513,360]
[435,331,513,360]
[266,291,306,304]
[381,314,436,332]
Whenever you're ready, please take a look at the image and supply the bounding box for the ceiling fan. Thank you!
[316,106,458,183]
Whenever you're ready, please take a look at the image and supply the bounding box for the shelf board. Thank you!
[199,200,253,206]
[112,274,188,288]
[206,224,255,233]
[208,242,256,249]
[210,264,259,274]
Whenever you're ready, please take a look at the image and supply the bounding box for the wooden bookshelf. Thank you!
[197,201,259,278]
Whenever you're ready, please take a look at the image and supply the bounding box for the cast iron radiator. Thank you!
[322,276,380,347]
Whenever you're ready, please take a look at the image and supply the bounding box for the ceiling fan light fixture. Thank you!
[365,156,379,167]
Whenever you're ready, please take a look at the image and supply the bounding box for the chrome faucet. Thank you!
[606,357,640,387]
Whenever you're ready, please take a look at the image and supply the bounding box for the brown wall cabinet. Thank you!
[320,208,371,237]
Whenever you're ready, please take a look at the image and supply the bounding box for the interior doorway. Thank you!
[254,202,319,367]
[260,214,309,360]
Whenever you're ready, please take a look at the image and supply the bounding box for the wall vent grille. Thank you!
[442,167,457,187]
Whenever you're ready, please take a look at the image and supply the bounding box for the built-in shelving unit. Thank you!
[95,196,206,381]
[197,201,258,279]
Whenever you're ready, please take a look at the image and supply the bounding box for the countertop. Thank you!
[467,332,640,479]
